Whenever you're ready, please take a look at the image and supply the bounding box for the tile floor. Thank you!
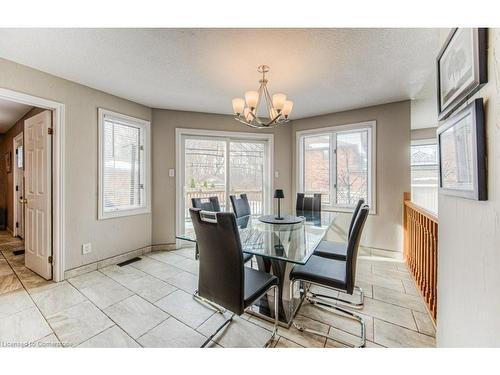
[0,232,436,348]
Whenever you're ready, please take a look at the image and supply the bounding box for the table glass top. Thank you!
[176,210,336,265]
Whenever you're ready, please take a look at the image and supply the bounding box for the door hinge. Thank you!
[48,128,53,135]
[15,222,19,228]
[48,256,53,264]
[15,149,18,155]
[15,185,18,192]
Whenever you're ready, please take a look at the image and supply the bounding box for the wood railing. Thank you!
[403,192,438,321]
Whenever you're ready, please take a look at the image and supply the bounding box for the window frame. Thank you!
[410,138,439,215]
[296,120,376,214]
[98,108,151,220]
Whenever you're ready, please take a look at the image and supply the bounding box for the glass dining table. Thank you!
[176,210,337,327]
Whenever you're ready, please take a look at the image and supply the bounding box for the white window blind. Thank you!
[98,109,150,219]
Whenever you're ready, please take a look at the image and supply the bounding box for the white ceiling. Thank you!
[0,97,32,133]
[0,28,441,119]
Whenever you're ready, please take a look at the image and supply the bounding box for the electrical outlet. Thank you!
[82,243,92,255]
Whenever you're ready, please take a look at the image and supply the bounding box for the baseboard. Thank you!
[64,245,152,280]
[358,246,403,260]
[151,243,177,252]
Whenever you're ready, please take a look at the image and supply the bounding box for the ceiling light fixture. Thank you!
[232,65,293,129]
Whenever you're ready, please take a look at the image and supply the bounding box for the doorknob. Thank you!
[19,198,27,204]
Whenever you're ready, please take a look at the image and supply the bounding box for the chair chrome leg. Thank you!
[193,291,234,348]
[264,285,279,348]
[200,313,234,348]
[290,280,366,348]
[193,291,226,314]
[308,285,364,309]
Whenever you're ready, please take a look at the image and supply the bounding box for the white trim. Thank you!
[12,132,23,238]
[411,138,437,146]
[296,120,377,214]
[175,128,274,236]
[0,87,65,282]
[97,108,151,220]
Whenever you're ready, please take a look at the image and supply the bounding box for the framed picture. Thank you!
[4,152,11,173]
[437,98,486,200]
[437,28,487,120]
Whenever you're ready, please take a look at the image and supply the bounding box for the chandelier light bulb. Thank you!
[282,100,294,117]
[245,91,259,109]
[232,98,245,115]
[272,93,287,112]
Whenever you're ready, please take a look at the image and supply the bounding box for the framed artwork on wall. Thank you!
[437,98,486,201]
[4,152,11,173]
[436,28,487,120]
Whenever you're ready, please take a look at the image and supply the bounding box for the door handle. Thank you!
[19,198,27,204]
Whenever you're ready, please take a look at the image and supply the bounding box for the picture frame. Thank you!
[436,28,487,120]
[4,152,11,173]
[437,98,486,201]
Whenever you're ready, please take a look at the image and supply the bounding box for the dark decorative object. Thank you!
[258,215,304,225]
[274,189,284,220]
[4,152,11,173]
[437,28,487,120]
[437,98,486,200]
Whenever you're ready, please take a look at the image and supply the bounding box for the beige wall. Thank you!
[437,28,500,347]
[292,101,411,254]
[151,109,293,245]
[411,127,437,141]
[0,57,152,271]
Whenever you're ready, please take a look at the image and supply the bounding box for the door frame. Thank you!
[0,88,65,282]
[175,127,274,237]
[12,132,24,238]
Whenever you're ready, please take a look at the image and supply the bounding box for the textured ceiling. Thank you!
[0,28,441,119]
[0,98,32,133]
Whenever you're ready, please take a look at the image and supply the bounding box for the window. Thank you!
[98,109,151,219]
[410,139,438,214]
[298,121,375,212]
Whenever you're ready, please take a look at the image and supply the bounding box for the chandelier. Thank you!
[232,65,293,129]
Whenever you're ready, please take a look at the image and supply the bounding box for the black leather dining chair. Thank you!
[296,193,322,212]
[289,204,369,347]
[313,198,365,261]
[191,196,221,212]
[191,196,252,264]
[189,208,279,347]
[229,193,251,218]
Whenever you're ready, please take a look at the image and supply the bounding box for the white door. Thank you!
[24,110,52,280]
[13,133,24,238]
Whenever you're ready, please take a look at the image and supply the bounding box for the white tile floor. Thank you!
[0,236,436,348]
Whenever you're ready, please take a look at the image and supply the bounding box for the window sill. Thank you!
[98,207,151,220]
[321,206,377,215]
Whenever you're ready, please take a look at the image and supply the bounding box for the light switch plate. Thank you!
[169,168,175,177]
[274,171,279,178]
[82,243,92,255]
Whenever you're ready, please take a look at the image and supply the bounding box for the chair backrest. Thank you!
[230,194,251,218]
[296,193,321,212]
[189,208,245,315]
[345,204,369,294]
[191,196,221,212]
[348,199,365,239]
